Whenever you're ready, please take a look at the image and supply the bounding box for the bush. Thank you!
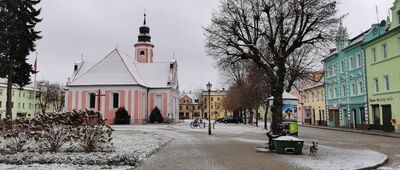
[114,107,130,124]
[72,110,113,152]
[31,112,74,152]
[149,107,163,123]
[0,115,33,152]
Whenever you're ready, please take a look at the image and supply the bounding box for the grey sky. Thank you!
[29,0,393,92]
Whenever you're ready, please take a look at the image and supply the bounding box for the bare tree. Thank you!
[37,81,65,114]
[205,0,339,134]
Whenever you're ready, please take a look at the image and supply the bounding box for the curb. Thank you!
[299,125,400,139]
[357,155,388,170]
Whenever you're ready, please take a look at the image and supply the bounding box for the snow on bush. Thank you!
[0,130,171,167]
[0,115,33,152]
[71,110,113,153]
[30,112,75,152]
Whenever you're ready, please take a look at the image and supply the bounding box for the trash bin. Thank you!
[273,136,304,154]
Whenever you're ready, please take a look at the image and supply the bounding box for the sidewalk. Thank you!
[300,124,400,139]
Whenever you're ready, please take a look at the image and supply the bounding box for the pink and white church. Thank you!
[65,14,180,124]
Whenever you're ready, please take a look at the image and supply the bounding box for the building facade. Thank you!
[323,23,377,129]
[179,93,202,119]
[202,89,229,120]
[65,14,180,124]
[301,82,326,126]
[0,78,40,119]
[364,1,400,132]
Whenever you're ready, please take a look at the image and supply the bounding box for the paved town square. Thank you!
[2,0,400,169]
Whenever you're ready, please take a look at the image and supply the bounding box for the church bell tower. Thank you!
[134,13,154,63]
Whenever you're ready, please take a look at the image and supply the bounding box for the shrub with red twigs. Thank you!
[0,114,33,152]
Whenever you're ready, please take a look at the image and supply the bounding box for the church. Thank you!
[65,14,180,124]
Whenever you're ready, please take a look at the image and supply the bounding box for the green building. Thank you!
[323,23,377,129]
[0,78,39,119]
[363,1,400,133]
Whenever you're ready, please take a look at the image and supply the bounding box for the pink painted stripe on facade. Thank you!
[75,91,79,110]
[134,90,139,124]
[81,91,87,110]
[150,93,154,112]
[104,90,111,124]
[163,93,167,117]
[68,91,72,111]
[128,91,132,116]
[118,90,125,107]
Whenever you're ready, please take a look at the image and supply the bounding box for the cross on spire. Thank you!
[143,9,147,25]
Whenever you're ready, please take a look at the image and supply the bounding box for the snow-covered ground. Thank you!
[0,129,171,169]
[279,145,387,170]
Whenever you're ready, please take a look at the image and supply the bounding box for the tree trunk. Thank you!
[6,58,14,118]
[255,107,259,127]
[264,107,268,130]
[249,108,253,125]
[243,109,247,124]
[271,88,284,135]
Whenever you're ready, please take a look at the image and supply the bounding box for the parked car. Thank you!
[215,117,225,123]
[222,115,243,124]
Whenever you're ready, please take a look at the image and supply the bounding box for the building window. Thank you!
[358,81,363,94]
[341,85,346,97]
[211,97,214,102]
[340,61,344,73]
[320,91,324,101]
[316,92,320,101]
[0,101,2,108]
[331,65,336,76]
[89,93,96,108]
[351,82,355,96]
[311,92,314,102]
[384,75,389,91]
[373,78,379,93]
[372,105,380,125]
[334,87,338,99]
[349,56,354,70]
[112,93,119,108]
[372,48,376,62]
[18,103,21,109]
[356,53,361,67]
[382,44,387,59]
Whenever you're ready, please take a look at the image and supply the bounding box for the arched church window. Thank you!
[112,93,119,108]
[89,93,96,108]
[140,50,145,60]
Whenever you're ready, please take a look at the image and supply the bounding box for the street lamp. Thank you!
[206,82,212,135]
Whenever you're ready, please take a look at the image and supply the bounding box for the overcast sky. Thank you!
[29,0,394,92]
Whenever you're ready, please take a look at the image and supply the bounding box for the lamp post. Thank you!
[206,82,212,135]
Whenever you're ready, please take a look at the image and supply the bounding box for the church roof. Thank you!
[68,49,174,88]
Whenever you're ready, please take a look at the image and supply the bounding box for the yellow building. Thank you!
[301,82,326,126]
[202,89,229,120]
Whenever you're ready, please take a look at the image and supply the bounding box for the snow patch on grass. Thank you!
[278,145,387,170]
[0,130,171,169]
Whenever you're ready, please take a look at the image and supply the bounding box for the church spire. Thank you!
[138,11,151,43]
[134,11,154,63]
[143,10,146,25]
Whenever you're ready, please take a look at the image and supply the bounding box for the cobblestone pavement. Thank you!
[298,126,400,169]
[136,123,294,170]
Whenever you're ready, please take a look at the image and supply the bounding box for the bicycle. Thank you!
[190,117,205,129]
